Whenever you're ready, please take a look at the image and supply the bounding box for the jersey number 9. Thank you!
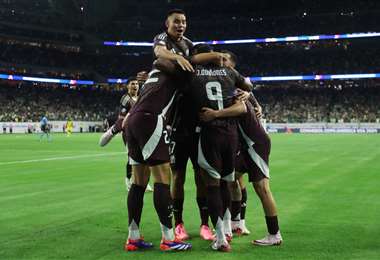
[206,81,223,110]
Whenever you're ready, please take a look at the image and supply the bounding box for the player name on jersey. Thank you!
[196,69,228,76]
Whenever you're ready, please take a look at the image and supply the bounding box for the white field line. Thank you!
[0,152,127,166]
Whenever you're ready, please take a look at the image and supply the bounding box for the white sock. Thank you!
[128,220,140,240]
[160,223,174,241]
[215,217,226,243]
[223,208,232,235]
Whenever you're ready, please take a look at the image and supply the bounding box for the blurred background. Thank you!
[0,0,379,132]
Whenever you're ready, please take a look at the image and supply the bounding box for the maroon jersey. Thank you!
[189,64,246,122]
[129,69,178,117]
[153,32,193,59]
[119,94,137,116]
[236,97,271,180]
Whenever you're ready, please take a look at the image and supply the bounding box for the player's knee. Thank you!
[253,179,271,198]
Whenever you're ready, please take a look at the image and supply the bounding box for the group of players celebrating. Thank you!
[100,9,282,252]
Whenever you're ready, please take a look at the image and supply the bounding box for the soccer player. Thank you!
[66,119,73,137]
[153,9,216,241]
[39,115,51,142]
[182,44,251,251]
[200,51,283,246]
[123,41,194,252]
[99,77,153,192]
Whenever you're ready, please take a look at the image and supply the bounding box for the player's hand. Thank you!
[175,56,194,72]
[199,107,218,122]
[235,89,250,101]
[254,105,263,119]
[137,71,148,84]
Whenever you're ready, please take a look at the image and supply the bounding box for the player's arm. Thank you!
[199,100,247,122]
[235,89,263,119]
[190,52,229,66]
[153,58,179,75]
[154,45,194,72]
[236,74,253,92]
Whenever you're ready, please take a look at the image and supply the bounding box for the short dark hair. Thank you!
[221,50,238,65]
[167,9,186,18]
[127,76,137,83]
[192,43,213,55]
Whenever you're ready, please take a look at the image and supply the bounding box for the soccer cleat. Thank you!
[232,227,243,236]
[175,223,189,240]
[160,238,192,251]
[200,225,215,241]
[231,221,242,236]
[252,231,283,246]
[211,239,231,252]
[225,233,233,243]
[99,126,116,147]
[145,184,154,192]
[240,219,251,235]
[125,238,154,251]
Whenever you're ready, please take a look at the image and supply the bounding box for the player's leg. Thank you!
[170,141,189,240]
[125,164,154,251]
[99,117,123,147]
[39,127,45,141]
[221,179,233,241]
[150,163,191,251]
[229,174,242,234]
[252,177,282,246]
[128,112,191,251]
[219,125,239,243]
[194,166,214,240]
[197,130,231,252]
[201,170,230,251]
[124,113,154,251]
[189,132,214,240]
[125,161,132,191]
[238,176,250,234]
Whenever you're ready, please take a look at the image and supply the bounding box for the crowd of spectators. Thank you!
[0,82,121,122]
[254,80,380,123]
[0,80,379,123]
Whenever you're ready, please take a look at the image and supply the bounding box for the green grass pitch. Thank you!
[0,133,379,259]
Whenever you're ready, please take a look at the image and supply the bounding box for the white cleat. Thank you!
[211,239,231,252]
[252,231,282,246]
[240,219,251,235]
[99,126,116,147]
[145,184,153,192]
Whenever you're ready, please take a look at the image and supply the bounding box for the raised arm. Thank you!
[154,45,194,72]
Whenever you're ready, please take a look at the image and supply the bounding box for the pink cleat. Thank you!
[175,223,189,241]
[200,225,215,241]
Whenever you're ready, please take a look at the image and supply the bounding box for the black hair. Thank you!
[127,76,137,83]
[192,43,213,55]
[221,50,238,65]
[167,9,186,18]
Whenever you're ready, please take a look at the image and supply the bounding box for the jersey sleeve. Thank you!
[119,95,131,116]
[153,32,168,51]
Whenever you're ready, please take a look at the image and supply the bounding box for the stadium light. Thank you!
[1,73,379,85]
[103,32,380,47]
[108,73,380,84]
[0,74,94,85]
